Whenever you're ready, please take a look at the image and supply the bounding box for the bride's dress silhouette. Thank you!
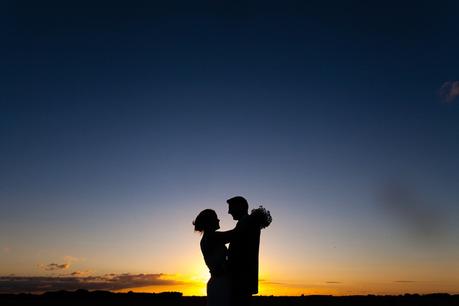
[193,209,232,306]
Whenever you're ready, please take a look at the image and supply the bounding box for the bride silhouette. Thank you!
[193,209,232,306]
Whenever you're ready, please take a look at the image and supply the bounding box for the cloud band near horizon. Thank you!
[0,274,184,294]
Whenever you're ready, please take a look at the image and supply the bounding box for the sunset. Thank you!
[1,1,459,305]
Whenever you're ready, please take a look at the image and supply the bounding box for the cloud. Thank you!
[325,281,343,284]
[0,273,185,294]
[258,280,284,285]
[39,263,70,271]
[38,257,84,273]
[439,81,459,103]
[69,270,92,277]
[2,246,11,253]
[394,280,417,283]
[259,279,312,288]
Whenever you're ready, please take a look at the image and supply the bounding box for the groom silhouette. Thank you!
[227,196,261,306]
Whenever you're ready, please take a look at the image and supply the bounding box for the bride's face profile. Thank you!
[207,214,220,232]
[214,216,220,231]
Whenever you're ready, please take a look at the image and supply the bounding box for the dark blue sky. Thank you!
[1,0,459,294]
[3,0,459,199]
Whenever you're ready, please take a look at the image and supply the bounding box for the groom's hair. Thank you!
[227,196,248,211]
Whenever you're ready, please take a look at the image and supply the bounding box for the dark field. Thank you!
[1,290,459,306]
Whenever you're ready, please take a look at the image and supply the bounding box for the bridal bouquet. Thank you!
[251,206,272,229]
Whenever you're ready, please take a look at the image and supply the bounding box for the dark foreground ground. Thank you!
[1,290,459,306]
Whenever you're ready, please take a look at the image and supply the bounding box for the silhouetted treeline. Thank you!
[1,290,459,306]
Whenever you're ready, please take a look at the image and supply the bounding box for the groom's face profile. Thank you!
[228,203,244,221]
[227,196,249,221]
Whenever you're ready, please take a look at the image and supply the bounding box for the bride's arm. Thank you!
[213,230,233,244]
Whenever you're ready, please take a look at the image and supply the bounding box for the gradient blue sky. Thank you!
[1,0,459,295]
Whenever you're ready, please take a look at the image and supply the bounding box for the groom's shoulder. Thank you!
[238,214,258,230]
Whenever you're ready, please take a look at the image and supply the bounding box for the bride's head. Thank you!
[193,209,220,233]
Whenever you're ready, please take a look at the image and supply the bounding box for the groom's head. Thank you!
[227,196,249,221]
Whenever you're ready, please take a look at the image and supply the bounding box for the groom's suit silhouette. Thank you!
[227,196,261,306]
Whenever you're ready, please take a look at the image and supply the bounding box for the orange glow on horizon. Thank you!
[115,280,333,296]
[115,275,459,296]
[92,256,459,297]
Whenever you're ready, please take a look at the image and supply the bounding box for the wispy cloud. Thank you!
[2,246,11,254]
[0,274,185,293]
[325,281,343,284]
[394,280,417,283]
[439,81,459,103]
[259,279,311,288]
[39,263,70,271]
[69,270,92,277]
[38,256,84,273]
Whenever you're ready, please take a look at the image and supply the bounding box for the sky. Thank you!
[1,0,459,296]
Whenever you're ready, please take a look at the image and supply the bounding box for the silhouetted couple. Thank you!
[193,196,272,306]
